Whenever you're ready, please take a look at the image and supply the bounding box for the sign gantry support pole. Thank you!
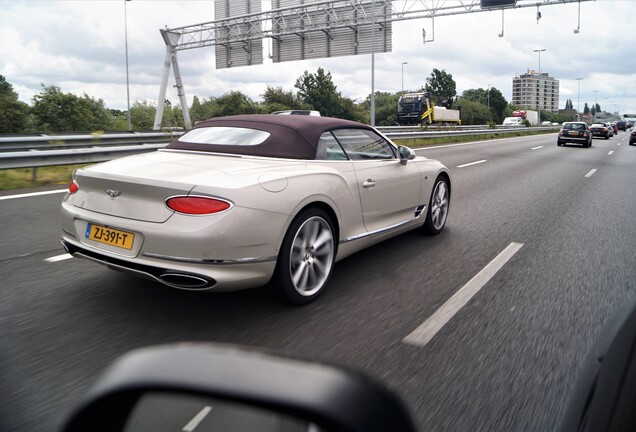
[154,30,192,130]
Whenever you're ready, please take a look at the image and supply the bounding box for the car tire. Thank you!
[557,140,562,146]
[423,176,450,235]
[275,208,336,304]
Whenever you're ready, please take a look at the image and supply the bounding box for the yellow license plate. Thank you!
[85,223,134,250]
[568,131,579,136]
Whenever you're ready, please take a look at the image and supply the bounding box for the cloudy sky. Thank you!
[2,0,635,116]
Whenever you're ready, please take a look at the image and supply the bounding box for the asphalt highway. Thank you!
[1,131,635,431]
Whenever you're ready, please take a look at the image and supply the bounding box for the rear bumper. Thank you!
[558,136,589,145]
[590,131,608,138]
[62,239,216,289]
[62,236,277,291]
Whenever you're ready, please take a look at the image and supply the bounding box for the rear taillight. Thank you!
[166,196,232,215]
[68,179,79,194]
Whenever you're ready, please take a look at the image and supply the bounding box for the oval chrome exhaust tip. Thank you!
[158,273,214,290]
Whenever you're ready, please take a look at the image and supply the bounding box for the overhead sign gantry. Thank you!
[153,0,592,130]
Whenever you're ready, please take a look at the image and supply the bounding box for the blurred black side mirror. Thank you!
[559,298,636,431]
[62,344,416,432]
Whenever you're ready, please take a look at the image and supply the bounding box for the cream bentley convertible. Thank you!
[61,115,451,304]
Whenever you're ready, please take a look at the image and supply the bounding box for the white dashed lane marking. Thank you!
[457,160,487,168]
[403,242,524,347]
[45,254,73,263]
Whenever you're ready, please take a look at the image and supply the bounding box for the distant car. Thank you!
[630,128,636,145]
[611,122,618,135]
[589,123,612,139]
[541,121,552,126]
[557,122,592,147]
[272,110,321,116]
[60,114,451,304]
[616,120,627,131]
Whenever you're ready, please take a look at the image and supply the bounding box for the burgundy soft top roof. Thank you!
[166,114,374,160]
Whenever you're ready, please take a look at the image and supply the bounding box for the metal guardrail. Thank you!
[1,144,168,169]
[0,131,181,152]
[383,126,554,140]
[0,130,180,169]
[0,126,558,170]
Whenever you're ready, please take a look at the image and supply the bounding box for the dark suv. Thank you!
[616,120,627,131]
[558,122,592,147]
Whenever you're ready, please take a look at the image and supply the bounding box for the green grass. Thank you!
[0,164,88,191]
[393,129,556,148]
[0,129,556,191]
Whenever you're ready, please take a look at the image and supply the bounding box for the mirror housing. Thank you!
[559,298,636,431]
[62,344,416,432]
[398,146,416,165]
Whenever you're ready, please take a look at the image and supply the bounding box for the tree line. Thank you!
[564,99,607,118]
[0,68,572,134]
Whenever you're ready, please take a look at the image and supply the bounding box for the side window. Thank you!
[316,132,347,160]
[331,129,396,160]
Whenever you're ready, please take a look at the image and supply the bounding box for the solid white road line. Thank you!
[457,160,487,168]
[531,146,543,150]
[0,189,67,201]
[403,242,524,347]
[608,151,614,155]
[45,254,73,263]
[585,169,597,178]
[183,406,212,432]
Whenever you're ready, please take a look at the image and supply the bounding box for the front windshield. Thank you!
[398,100,421,113]
[5,2,635,432]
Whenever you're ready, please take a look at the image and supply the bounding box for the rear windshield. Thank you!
[563,123,586,131]
[179,127,270,146]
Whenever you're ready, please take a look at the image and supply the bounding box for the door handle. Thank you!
[362,179,376,188]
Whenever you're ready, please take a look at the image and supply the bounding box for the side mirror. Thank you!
[559,297,636,431]
[398,146,416,165]
[62,344,416,432]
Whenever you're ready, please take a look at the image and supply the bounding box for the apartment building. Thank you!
[512,70,560,113]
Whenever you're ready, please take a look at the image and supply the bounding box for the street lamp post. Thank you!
[124,0,132,131]
[593,90,599,118]
[575,78,583,119]
[401,62,408,93]
[533,48,546,125]
[370,0,376,126]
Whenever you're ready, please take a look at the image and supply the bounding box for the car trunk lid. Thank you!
[70,152,229,223]
[70,150,307,222]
